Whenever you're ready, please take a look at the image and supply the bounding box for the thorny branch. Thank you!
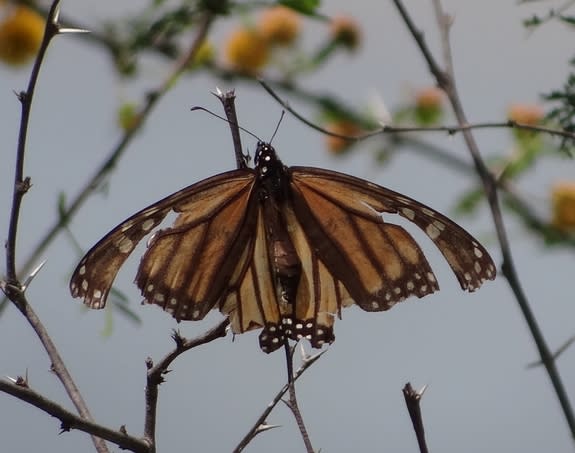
[2,3,109,452]
[392,0,575,441]
[0,378,149,453]
[143,320,229,450]
[233,347,326,453]
[2,5,217,453]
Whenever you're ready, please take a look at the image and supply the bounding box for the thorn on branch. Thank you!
[256,422,281,434]
[16,90,28,103]
[171,329,185,349]
[6,374,29,387]
[17,177,32,195]
[59,421,71,433]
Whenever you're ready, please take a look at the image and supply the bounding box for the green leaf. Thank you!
[280,0,320,15]
[57,192,67,221]
[559,15,575,26]
[523,15,541,28]
[453,188,485,215]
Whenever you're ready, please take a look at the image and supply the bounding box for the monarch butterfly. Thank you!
[70,141,496,353]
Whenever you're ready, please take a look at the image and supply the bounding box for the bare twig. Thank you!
[214,89,249,169]
[259,79,575,143]
[5,1,60,284]
[402,383,429,453]
[391,0,575,441]
[282,342,314,453]
[144,319,229,450]
[0,378,149,453]
[1,3,109,452]
[233,348,326,453]
[5,289,110,452]
[527,335,575,369]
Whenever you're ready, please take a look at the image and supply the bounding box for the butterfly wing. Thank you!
[289,167,496,311]
[220,206,283,351]
[220,201,354,353]
[70,170,257,313]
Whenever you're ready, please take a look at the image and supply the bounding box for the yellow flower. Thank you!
[325,120,361,154]
[414,86,444,125]
[551,181,575,231]
[507,103,544,126]
[259,6,301,46]
[330,15,361,51]
[225,26,269,75]
[0,6,45,66]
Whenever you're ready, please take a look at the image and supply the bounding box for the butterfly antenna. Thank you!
[269,110,285,145]
[190,106,261,142]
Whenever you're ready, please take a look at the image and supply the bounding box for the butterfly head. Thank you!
[254,141,284,178]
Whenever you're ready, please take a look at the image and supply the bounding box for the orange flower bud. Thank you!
[507,103,544,126]
[414,87,444,125]
[330,15,361,51]
[259,6,301,46]
[551,181,575,231]
[325,120,361,154]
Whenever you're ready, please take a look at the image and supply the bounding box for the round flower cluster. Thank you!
[414,86,444,125]
[551,181,575,232]
[507,103,544,126]
[0,5,44,66]
[225,6,300,75]
[324,120,362,155]
[225,7,361,75]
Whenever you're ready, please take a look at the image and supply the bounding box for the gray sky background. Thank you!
[1,1,575,452]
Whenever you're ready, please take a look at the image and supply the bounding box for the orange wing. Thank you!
[220,203,354,352]
[289,167,496,311]
[70,170,257,314]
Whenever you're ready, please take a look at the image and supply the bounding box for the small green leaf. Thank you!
[280,0,320,16]
[57,192,67,221]
[523,15,542,28]
[453,188,485,215]
[559,15,575,26]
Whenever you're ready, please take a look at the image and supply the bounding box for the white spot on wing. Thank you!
[142,218,155,232]
[401,207,415,220]
[426,223,441,240]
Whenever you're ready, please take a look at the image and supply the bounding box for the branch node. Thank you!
[16,177,32,195]
[59,421,71,434]
[145,357,154,370]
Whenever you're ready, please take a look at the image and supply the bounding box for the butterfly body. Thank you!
[71,141,496,353]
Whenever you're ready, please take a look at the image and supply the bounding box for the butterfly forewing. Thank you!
[290,167,496,295]
[290,170,440,311]
[136,174,257,320]
[70,170,256,311]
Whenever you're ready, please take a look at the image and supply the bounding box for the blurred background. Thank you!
[1,1,574,452]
